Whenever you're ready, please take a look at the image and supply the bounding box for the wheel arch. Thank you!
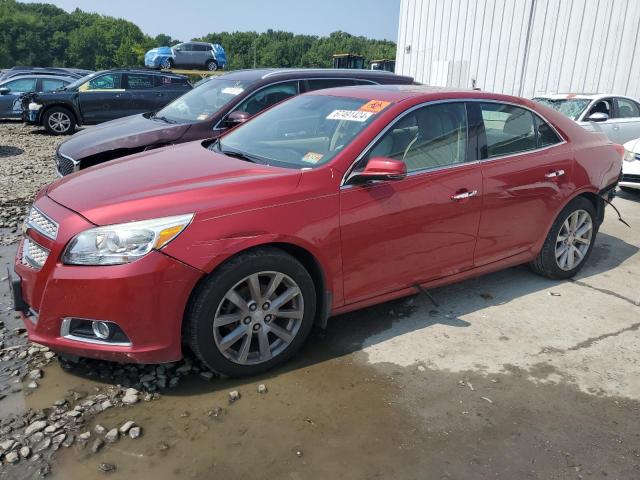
[181,241,332,349]
[41,103,79,126]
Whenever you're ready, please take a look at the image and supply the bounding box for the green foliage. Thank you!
[0,0,396,70]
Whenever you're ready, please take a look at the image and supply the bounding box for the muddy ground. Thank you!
[0,121,639,479]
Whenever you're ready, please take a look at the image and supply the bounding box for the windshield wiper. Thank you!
[151,114,177,124]
[221,149,259,163]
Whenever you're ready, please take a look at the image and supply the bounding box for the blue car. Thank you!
[145,42,227,71]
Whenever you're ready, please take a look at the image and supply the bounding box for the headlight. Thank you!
[623,149,636,162]
[63,214,193,265]
[28,102,42,111]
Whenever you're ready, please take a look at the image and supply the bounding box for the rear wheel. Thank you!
[43,107,76,135]
[206,60,218,71]
[530,197,597,279]
[187,248,316,377]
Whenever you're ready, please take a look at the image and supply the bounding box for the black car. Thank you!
[23,69,192,135]
[54,68,415,175]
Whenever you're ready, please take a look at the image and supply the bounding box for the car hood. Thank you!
[46,141,302,225]
[58,114,192,160]
[623,137,640,153]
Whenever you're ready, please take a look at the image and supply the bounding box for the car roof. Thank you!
[304,84,535,104]
[533,93,640,102]
[219,68,413,83]
[94,69,188,79]
[1,74,75,83]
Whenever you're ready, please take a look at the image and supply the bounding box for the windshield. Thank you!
[214,94,388,169]
[533,97,591,120]
[63,72,98,91]
[157,78,250,123]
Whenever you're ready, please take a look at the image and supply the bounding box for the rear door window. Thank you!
[479,103,537,157]
[534,115,562,147]
[615,98,640,118]
[126,74,155,89]
[41,78,67,92]
[302,78,356,92]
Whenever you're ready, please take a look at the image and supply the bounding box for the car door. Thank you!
[192,44,209,67]
[124,73,158,113]
[609,97,640,144]
[78,73,129,123]
[339,101,483,304]
[579,97,619,141]
[173,43,193,67]
[0,77,36,117]
[473,101,572,266]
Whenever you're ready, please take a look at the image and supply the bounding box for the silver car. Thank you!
[0,74,74,119]
[533,94,640,144]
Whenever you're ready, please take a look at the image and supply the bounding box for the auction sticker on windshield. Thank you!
[222,87,244,95]
[359,100,391,113]
[302,152,324,164]
[327,110,373,122]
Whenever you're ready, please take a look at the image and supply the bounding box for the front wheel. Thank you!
[160,57,173,70]
[529,196,597,279]
[206,60,218,71]
[187,248,316,377]
[43,107,76,135]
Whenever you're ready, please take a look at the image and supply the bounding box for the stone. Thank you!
[228,390,241,403]
[199,371,214,381]
[257,384,268,394]
[25,420,47,436]
[4,450,19,464]
[119,421,135,434]
[19,446,30,458]
[94,424,106,435]
[0,439,16,452]
[33,437,51,453]
[27,369,43,380]
[91,438,104,453]
[104,428,118,444]
[129,427,142,439]
[44,425,57,434]
[122,393,138,405]
[101,400,113,410]
[98,462,116,473]
[27,381,38,389]
[77,431,91,443]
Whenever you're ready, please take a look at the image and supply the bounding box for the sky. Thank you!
[22,0,401,41]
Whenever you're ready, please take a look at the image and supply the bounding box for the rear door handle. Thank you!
[451,190,478,200]
[545,169,565,178]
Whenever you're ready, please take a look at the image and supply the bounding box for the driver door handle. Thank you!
[451,190,478,200]
[545,169,565,178]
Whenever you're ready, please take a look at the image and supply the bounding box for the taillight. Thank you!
[612,144,625,158]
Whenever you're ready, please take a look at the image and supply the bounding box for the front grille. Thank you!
[21,238,50,269]
[622,174,640,183]
[55,152,78,176]
[26,206,58,240]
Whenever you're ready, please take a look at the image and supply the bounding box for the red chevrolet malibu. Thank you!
[12,86,622,377]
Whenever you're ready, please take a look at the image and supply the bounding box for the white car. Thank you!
[621,138,640,193]
[533,94,640,144]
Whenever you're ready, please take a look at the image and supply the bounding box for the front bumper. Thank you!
[23,108,40,125]
[14,196,203,363]
[144,57,163,69]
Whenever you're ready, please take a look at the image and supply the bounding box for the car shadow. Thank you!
[56,230,638,397]
[617,188,640,203]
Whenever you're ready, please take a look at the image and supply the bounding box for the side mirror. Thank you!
[224,111,251,128]
[348,157,407,184]
[0,88,9,95]
[587,112,609,122]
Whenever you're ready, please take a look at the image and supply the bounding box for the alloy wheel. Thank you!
[213,271,304,365]
[48,112,71,133]
[555,209,593,271]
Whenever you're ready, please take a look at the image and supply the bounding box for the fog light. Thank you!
[92,321,111,340]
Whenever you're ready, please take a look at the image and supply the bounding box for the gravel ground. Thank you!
[0,120,639,479]
[0,121,59,245]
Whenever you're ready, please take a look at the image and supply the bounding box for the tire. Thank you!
[187,248,316,377]
[161,57,173,70]
[619,186,639,194]
[43,107,76,135]
[529,196,598,279]
[206,60,218,71]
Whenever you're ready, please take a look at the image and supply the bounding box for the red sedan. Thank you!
[13,86,623,376]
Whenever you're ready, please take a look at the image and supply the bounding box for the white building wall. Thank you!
[396,0,640,99]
